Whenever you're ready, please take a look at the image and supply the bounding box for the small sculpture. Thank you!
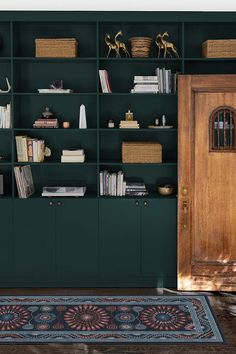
[79,104,87,129]
[42,106,54,119]
[114,31,130,57]
[105,31,130,58]
[0,78,11,93]
[125,109,134,121]
[50,80,63,90]
[155,32,179,58]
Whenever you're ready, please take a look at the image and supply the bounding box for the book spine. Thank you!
[27,138,33,162]
[100,171,104,196]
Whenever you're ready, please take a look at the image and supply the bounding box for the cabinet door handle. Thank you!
[57,201,62,206]
[135,200,139,206]
[144,201,148,206]
[182,200,188,229]
[49,201,53,206]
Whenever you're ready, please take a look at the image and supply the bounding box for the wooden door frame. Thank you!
[178,74,236,291]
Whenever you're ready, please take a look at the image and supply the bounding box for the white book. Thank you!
[42,186,86,197]
[38,89,73,93]
[134,76,158,81]
[122,181,126,196]
[100,171,104,196]
[15,136,23,162]
[21,136,28,162]
[61,154,85,163]
[62,149,84,156]
[108,174,112,196]
[99,70,108,93]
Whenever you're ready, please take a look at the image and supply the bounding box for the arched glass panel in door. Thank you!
[209,106,236,152]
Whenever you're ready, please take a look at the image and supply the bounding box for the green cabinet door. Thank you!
[56,199,98,283]
[99,199,140,278]
[0,200,13,282]
[13,199,55,284]
[141,198,177,280]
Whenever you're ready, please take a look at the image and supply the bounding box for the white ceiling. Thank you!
[1,0,236,11]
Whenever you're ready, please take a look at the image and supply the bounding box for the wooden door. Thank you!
[178,75,236,291]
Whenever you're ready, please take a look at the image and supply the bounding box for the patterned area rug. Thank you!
[0,295,224,344]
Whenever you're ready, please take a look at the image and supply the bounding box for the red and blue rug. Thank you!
[0,295,223,344]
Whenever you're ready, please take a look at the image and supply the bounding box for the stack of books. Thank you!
[15,136,45,162]
[100,170,126,196]
[119,120,140,129]
[155,68,178,94]
[42,186,86,197]
[131,76,159,94]
[0,103,11,128]
[33,118,59,128]
[14,165,35,198]
[61,148,85,163]
[125,182,148,196]
[99,70,112,93]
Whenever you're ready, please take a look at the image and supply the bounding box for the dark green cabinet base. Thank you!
[0,198,177,287]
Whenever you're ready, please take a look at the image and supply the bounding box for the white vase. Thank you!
[79,104,87,129]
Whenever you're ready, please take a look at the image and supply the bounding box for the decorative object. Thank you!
[162,114,166,126]
[62,121,70,129]
[155,32,179,58]
[42,106,54,119]
[0,295,224,344]
[108,119,115,128]
[0,77,11,93]
[158,184,175,196]
[33,106,59,128]
[79,104,87,129]
[35,38,78,58]
[155,118,160,126]
[105,31,130,58]
[38,80,73,94]
[202,39,236,58]
[122,141,162,163]
[130,37,153,58]
[125,109,134,121]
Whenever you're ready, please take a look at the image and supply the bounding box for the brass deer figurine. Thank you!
[155,32,179,58]
[105,31,130,58]
[114,31,130,57]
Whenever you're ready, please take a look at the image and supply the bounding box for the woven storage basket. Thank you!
[202,39,236,58]
[122,142,162,163]
[130,37,153,58]
[35,38,78,58]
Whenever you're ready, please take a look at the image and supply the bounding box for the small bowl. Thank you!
[157,184,175,196]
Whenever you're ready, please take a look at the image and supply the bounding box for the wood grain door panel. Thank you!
[178,75,236,291]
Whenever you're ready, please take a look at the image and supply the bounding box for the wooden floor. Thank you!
[0,288,235,354]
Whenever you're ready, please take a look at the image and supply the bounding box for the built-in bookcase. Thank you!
[0,13,236,200]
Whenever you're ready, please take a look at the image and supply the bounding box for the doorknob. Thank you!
[49,201,53,206]
[182,200,189,230]
[135,200,139,206]
[57,201,62,206]
[144,201,148,206]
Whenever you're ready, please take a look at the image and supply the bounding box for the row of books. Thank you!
[99,70,112,93]
[155,68,178,94]
[33,118,59,129]
[15,135,45,162]
[0,104,11,129]
[99,170,148,196]
[14,165,35,198]
[61,148,85,163]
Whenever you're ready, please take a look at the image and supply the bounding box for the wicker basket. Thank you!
[129,37,153,58]
[122,142,162,163]
[202,39,236,58]
[35,38,78,58]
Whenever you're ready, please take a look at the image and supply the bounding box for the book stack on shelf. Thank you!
[119,120,140,129]
[14,165,35,198]
[126,182,148,196]
[61,148,85,163]
[131,76,159,94]
[15,136,46,162]
[99,70,112,93]
[0,103,11,128]
[100,170,126,196]
[33,117,59,129]
[42,186,86,197]
[155,68,178,94]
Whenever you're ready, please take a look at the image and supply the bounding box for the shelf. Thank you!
[99,93,178,96]
[13,57,97,62]
[13,92,97,96]
[0,162,12,166]
[99,194,177,199]
[99,161,177,166]
[185,57,236,62]
[14,161,98,166]
[99,128,177,132]
[14,128,98,132]
[99,57,183,62]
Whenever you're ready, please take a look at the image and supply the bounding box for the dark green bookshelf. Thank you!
[0,11,235,287]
